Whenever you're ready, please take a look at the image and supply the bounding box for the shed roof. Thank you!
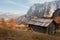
[28,18,53,27]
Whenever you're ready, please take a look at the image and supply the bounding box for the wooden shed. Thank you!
[27,18,56,35]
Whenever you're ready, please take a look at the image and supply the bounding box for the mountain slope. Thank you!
[15,0,59,24]
[0,12,20,21]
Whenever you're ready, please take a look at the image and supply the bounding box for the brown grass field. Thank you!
[0,18,60,40]
[0,26,60,40]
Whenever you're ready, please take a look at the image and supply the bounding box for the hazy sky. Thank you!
[0,0,55,15]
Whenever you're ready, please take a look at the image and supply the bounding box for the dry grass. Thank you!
[0,28,59,40]
[0,18,60,40]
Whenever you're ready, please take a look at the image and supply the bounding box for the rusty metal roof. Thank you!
[28,18,53,27]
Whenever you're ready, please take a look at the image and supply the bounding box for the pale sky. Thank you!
[0,0,55,15]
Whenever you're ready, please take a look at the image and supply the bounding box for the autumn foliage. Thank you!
[1,18,9,28]
[9,18,17,28]
[54,16,60,24]
[0,18,17,29]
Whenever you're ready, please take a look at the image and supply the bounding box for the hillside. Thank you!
[0,28,59,40]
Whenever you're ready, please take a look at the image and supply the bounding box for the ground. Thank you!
[0,24,60,40]
[0,28,60,40]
